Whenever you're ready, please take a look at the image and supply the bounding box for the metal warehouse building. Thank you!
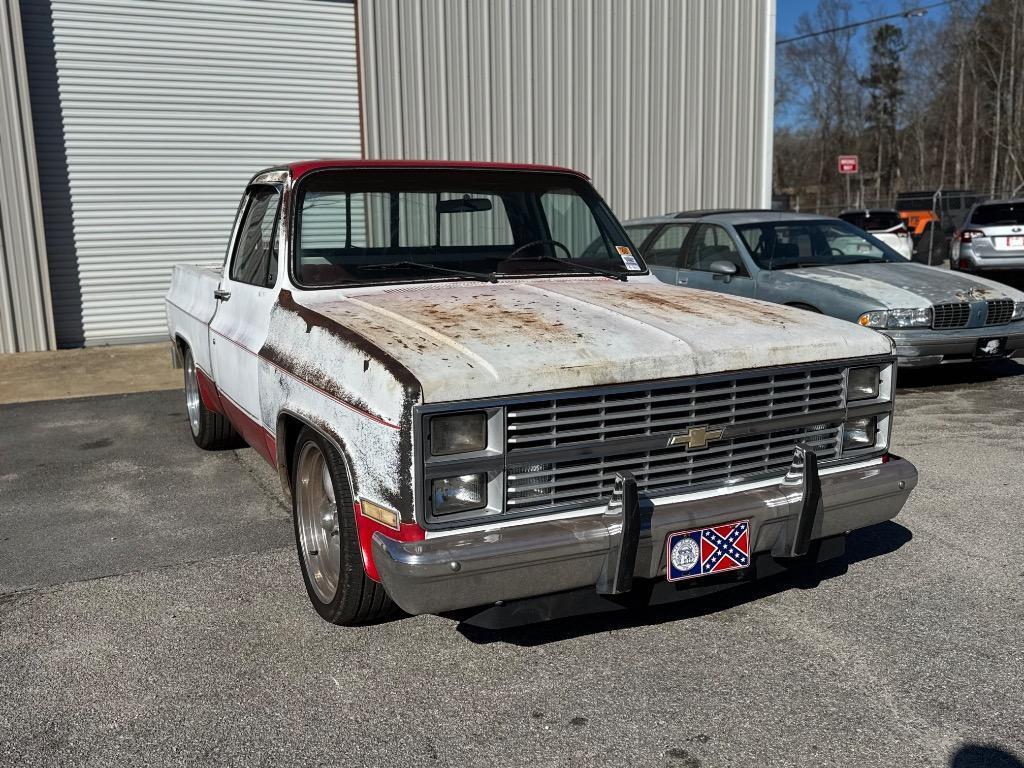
[0,0,775,353]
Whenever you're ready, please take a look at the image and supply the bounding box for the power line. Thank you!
[776,1,955,45]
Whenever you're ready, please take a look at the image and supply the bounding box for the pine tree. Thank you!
[858,24,905,199]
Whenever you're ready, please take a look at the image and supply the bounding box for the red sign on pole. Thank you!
[838,155,859,174]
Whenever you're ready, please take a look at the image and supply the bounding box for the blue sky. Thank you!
[774,0,952,127]
[775,0,951,41]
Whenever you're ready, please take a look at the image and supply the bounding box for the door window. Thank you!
[683,224,748,276]
[230,187,281,288]
[624,224,656,248]
[644,225,692,267]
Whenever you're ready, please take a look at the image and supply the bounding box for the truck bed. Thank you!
[165,264,222,375]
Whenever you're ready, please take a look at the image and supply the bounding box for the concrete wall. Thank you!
[358,0,776,220]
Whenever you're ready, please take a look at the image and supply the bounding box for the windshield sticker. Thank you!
[616,246,642,271]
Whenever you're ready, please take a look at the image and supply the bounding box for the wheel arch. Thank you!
[785,301,822,314]
[275,410,358,511]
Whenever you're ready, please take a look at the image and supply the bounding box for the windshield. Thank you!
[293,170,645,287]
[970,202,1024,227]
[735,219,905,270]
[838,210,904,231]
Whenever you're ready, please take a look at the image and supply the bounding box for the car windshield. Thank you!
[293,169,645,287]
[970,202,1024,227]
[735,219,905,270]
[838,210,903,231]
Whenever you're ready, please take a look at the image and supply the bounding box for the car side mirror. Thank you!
[709,260,738,282]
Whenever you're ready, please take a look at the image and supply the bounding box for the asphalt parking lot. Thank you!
[2,362,1023,768]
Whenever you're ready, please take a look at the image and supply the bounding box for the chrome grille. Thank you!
[985,299,1014,326]
[932,302,970,329]
[505,367,846,513]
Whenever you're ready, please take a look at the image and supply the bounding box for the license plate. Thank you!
[1007,236,1024,247]
[666,520,750,582]
[976,337,1007,357]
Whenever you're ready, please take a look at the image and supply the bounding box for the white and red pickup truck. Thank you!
[165,160,917,627]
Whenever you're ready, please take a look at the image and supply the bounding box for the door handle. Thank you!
[214,289,231,302]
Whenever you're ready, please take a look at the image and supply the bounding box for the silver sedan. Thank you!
[625,210,1024,367]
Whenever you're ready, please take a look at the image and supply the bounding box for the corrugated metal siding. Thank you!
[359,0,775,221]
[0,0,54,353]
[21,0,360,346]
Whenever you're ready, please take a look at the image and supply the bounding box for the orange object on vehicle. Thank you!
[898,209,940,237]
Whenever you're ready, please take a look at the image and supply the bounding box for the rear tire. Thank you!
[291,427,395,625]
[182,347,241,450]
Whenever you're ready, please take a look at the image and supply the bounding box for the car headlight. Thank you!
[857,310,888,328]
[858,308,931,329]
[842,416,877,451]
[429,412,487,456]
[888,308,932,328]
[1013,301,1024,321]
[847,366,880,401]
[431,473,487,515]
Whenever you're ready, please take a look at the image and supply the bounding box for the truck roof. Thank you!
[260,159,590,181]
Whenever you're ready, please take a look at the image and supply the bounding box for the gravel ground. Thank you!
[1,365,1022,768]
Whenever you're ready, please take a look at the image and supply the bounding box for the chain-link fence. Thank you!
[778,189,1024,267]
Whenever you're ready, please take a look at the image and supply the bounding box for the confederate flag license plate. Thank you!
[666,520,751,582]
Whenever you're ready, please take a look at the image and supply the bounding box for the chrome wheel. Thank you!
[183,351,201,437]
[296,442,341,604]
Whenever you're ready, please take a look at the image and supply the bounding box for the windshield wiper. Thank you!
[361,261,498,284]
[501,253,628,281]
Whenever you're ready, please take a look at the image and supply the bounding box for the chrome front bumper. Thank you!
[887,326,1024,366]
[372,452,918,616]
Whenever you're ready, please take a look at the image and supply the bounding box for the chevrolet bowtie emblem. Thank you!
[667,425,724,450]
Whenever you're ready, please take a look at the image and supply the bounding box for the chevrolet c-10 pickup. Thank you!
[165,160,918,626]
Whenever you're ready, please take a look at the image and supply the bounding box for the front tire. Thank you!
[182,347,241,450]
[291,427,395,625]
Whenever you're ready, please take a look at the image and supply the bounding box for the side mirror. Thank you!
[708,260,738,282]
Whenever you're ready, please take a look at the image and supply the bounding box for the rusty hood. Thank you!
[291,277,893,402]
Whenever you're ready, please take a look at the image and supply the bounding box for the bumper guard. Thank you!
[372,449,917,616]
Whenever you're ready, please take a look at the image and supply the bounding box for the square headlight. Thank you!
[1013,301,1024,321]
[847,366,880,401]
[429,412,487,456]
[431,473,486,515]
[887,307,932,328]
[842,416,877,451]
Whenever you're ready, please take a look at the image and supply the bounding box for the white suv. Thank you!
[838,209,913,260]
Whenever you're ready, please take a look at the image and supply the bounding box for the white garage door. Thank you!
[21,0,361,346]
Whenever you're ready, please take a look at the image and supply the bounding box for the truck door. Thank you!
[678,223,756,298]
[208,185,282,434]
